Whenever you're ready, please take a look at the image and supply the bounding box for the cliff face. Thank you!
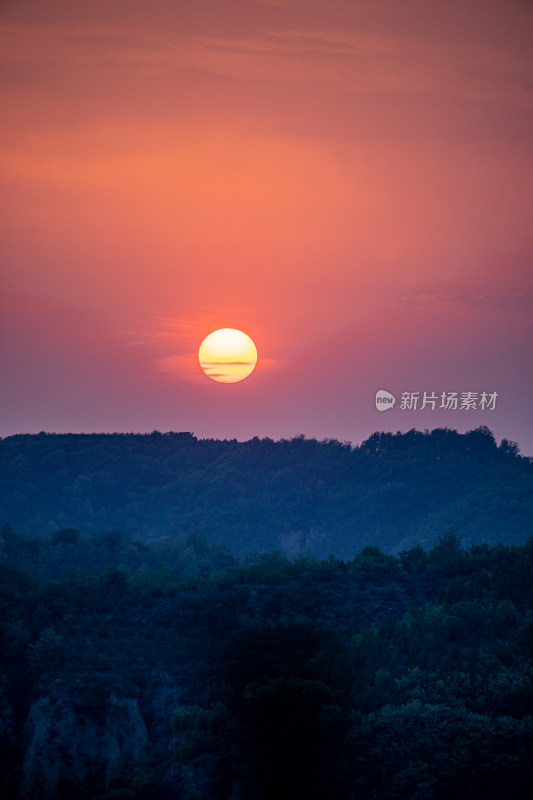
[0,672,16,761]
[21,683,148,800]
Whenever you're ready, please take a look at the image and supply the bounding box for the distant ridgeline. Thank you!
[0,427,531,557]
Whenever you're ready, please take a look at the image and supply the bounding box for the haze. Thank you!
[1,0,532,452]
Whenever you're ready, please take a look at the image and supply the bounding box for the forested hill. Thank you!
[0,427,531,557]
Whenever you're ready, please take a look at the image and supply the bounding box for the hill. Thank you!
[0,427,531,557]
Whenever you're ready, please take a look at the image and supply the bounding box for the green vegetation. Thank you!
[1,428,531,797]
[1,528,532,798]
[1,427,531,556]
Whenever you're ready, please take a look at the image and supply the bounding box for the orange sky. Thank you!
[1,0,532,451]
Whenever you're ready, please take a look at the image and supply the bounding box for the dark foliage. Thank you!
[0,427,531,557]
[0,530,532,798]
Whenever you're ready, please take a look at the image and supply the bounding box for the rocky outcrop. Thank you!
[22,681,148,799]
[0,672,15,745]
[0,673,18,797]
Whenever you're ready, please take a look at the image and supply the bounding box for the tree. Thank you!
[26,627,64,676]
[429,528,463,570]
[52,527,81,546]
[399,544,427,574]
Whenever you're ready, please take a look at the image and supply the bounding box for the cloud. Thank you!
[2,0,531,147]
[200,361,257,365]
[156,353,281,382]
[398,290,533,316]
[155,354,204,382]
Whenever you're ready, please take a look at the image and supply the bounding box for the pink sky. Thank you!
[1,0,532,452]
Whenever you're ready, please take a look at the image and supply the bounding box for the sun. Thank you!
[198,328,258,383]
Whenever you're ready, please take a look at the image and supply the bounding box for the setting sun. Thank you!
[198,328,257,383]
